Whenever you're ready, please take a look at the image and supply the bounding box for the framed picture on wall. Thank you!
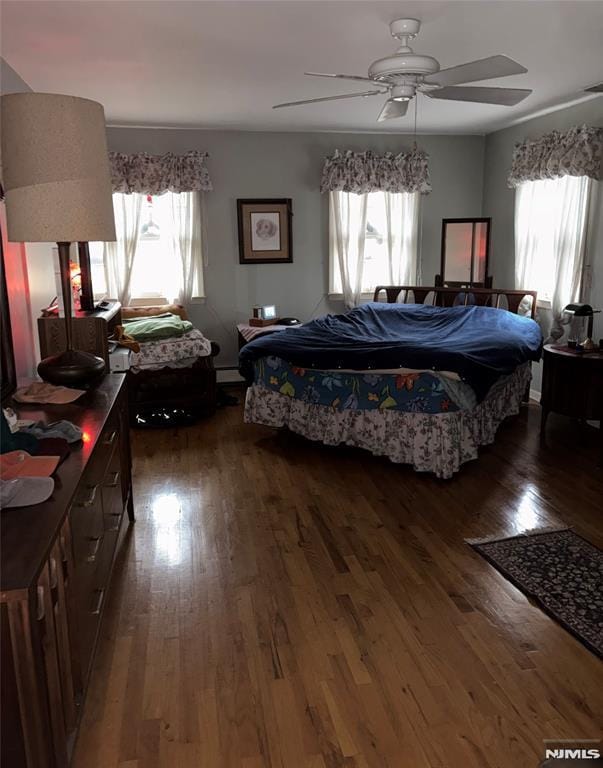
[237,198,293,264]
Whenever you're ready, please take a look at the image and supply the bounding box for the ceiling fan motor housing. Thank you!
[368,53,440,82]
[390,18,421,39]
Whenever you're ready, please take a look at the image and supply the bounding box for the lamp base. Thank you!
[38,349,105,388]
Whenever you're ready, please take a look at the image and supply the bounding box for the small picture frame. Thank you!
[237,198,293,264]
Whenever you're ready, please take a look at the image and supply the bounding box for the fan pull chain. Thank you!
[413,93,418,149]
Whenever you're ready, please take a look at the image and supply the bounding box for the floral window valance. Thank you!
[320,148,431,195]
[109,150,213,194]
[508,124,602,188]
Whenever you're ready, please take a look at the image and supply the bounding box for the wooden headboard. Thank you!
[372,285,538,319]
[121,303,189,321]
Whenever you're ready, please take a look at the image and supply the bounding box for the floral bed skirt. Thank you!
[244,363,531,479]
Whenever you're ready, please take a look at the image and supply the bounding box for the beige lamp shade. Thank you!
[1,92,116,243]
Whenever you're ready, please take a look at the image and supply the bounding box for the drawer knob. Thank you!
[86,535,103,563]
[36,586,45,621]
[90,588,105,616]
[106,511,122,532]
[78,484,99,508]
[49,557,58,590]
[103,431,117,447]
[105,471,120,488]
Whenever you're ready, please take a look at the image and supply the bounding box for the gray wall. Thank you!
[107,128,485,366]
[1,58,40,381]
[482,97,603,390]
[1,57,30,94]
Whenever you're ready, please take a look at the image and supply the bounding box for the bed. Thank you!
[120,304,219,425]
[239,286,542,478]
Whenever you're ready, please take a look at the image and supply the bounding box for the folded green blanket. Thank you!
[123,313,193,342]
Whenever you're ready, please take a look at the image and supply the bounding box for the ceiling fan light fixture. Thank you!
[390,84,415,102]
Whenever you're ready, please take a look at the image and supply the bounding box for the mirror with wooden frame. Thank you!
[438,217,492,288]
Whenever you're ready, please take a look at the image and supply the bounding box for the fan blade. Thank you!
[425,55,527,87]
[377,100,409,122]
[426,86,532,106]
[273,90,384,109]
[305,71,386,87]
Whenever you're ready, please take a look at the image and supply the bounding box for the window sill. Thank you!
[536,299,551,310]
[99,296,206,308]
[328,292,376,301]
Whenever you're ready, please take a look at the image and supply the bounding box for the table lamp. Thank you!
[563,303,601,352]
[1,92,116,386]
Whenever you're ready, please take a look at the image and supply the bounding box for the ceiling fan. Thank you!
[273,18,532,122]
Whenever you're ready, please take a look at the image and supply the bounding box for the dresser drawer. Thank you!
[72,434,126,681]
[74,573,105,682]
[70,479,104,571]
[70,413,120,567]
[91,410,120,480]
[102,440,124,535]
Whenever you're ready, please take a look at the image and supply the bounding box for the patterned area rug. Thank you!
[470,529,603,658]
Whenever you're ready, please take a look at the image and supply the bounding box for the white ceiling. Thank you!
[2,0,602,134]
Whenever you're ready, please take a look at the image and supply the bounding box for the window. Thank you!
[329,190,419,303]
[514,175,591,305]
[90,191,204,304]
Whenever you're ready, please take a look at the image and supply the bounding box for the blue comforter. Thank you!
[239,303,543,401]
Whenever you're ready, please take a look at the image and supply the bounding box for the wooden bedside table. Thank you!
[540,343,603,462]
[237,322,303,350]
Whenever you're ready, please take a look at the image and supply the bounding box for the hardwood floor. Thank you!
[72,394,602,768]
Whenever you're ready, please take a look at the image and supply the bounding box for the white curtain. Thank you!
[514,175,591,340]
[384,191,420,285]
[103,193,143,306]
[329,190,420,307]
[329,190,368,308]
[170,191,204,304]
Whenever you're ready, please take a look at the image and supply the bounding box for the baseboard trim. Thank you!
[217,368,244,384]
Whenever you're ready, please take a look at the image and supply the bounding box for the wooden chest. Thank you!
[38,302,122,371]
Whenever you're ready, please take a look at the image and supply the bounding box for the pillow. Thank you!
[122,313,193,342]
[121,303,189,321]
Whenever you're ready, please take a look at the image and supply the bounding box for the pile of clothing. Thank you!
[1,405,83,509]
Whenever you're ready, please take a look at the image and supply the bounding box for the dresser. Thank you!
[1,374,134,767]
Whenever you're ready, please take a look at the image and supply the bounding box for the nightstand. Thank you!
[540,344,603,462]
[237,322,303,350]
